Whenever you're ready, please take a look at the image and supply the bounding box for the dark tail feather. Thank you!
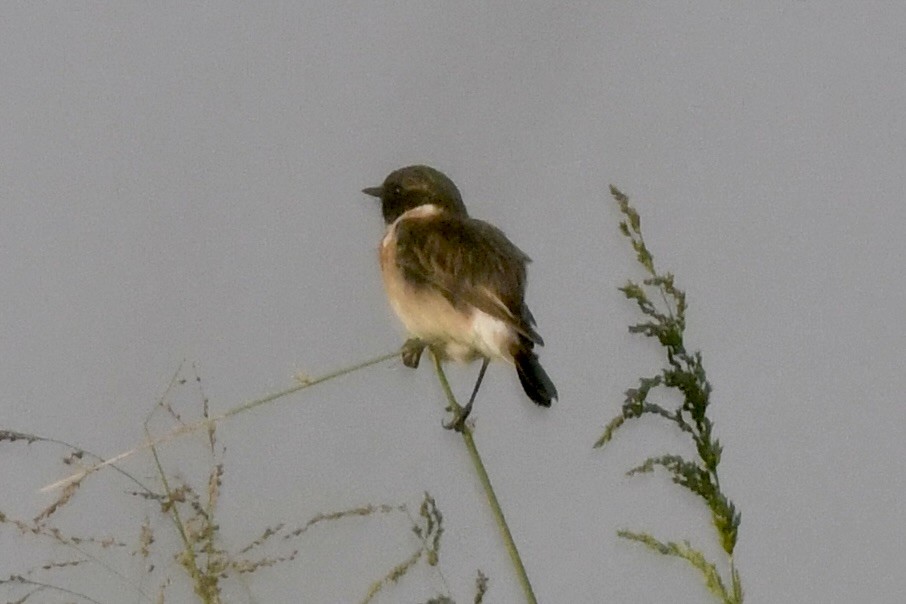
[514,348,558,407]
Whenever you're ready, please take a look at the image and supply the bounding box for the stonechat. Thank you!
[363,165,557,429]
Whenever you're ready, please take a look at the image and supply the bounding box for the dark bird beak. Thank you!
[361,186,383,198]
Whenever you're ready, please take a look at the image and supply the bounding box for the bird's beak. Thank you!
[361,186,383,198]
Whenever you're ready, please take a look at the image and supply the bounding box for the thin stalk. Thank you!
[41,350,401,493]
[431,353,538,604]
[147,433,208,600]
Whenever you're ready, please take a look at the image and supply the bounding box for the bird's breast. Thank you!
[379,218,514,363]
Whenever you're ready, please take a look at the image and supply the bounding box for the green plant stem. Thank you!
[41,350,402,494]
[431,353,538,604]
[147,431,207,601]
[221,349,403,420]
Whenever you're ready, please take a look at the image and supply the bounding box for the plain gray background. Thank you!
[2,2,905,603]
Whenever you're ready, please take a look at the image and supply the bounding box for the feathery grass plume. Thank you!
[1,430,153,603]
[3,357,445,603]
[473,570,489,603]
[598,186,743,603]
[363,492,449,604]
[138,368,467,602]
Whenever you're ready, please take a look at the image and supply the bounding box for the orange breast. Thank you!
[379,217,515,363]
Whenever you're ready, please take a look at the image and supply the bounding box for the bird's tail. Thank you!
[513,346,558,407]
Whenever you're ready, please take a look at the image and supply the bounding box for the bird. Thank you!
[362,165,557,429]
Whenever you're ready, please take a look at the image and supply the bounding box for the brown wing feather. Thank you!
[395,214,544,345]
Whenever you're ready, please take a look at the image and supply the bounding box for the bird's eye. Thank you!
[392,185,403,196]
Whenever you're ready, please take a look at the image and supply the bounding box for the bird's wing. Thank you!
[395,214,544,345]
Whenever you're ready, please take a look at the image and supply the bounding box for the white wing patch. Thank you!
[469,310,513,361]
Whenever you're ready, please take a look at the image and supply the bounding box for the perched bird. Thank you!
[363,165,557,429]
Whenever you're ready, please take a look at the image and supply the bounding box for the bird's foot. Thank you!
[400,338,426,368]
[442,401,473,432]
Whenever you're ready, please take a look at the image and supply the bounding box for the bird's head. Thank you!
[363,165,468,224]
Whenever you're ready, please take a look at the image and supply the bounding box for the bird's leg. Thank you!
[462,357,490,418]
[400,338,426,368]
[444,357,489,432]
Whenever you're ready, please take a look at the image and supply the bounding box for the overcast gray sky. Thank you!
[2,2,905,603]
